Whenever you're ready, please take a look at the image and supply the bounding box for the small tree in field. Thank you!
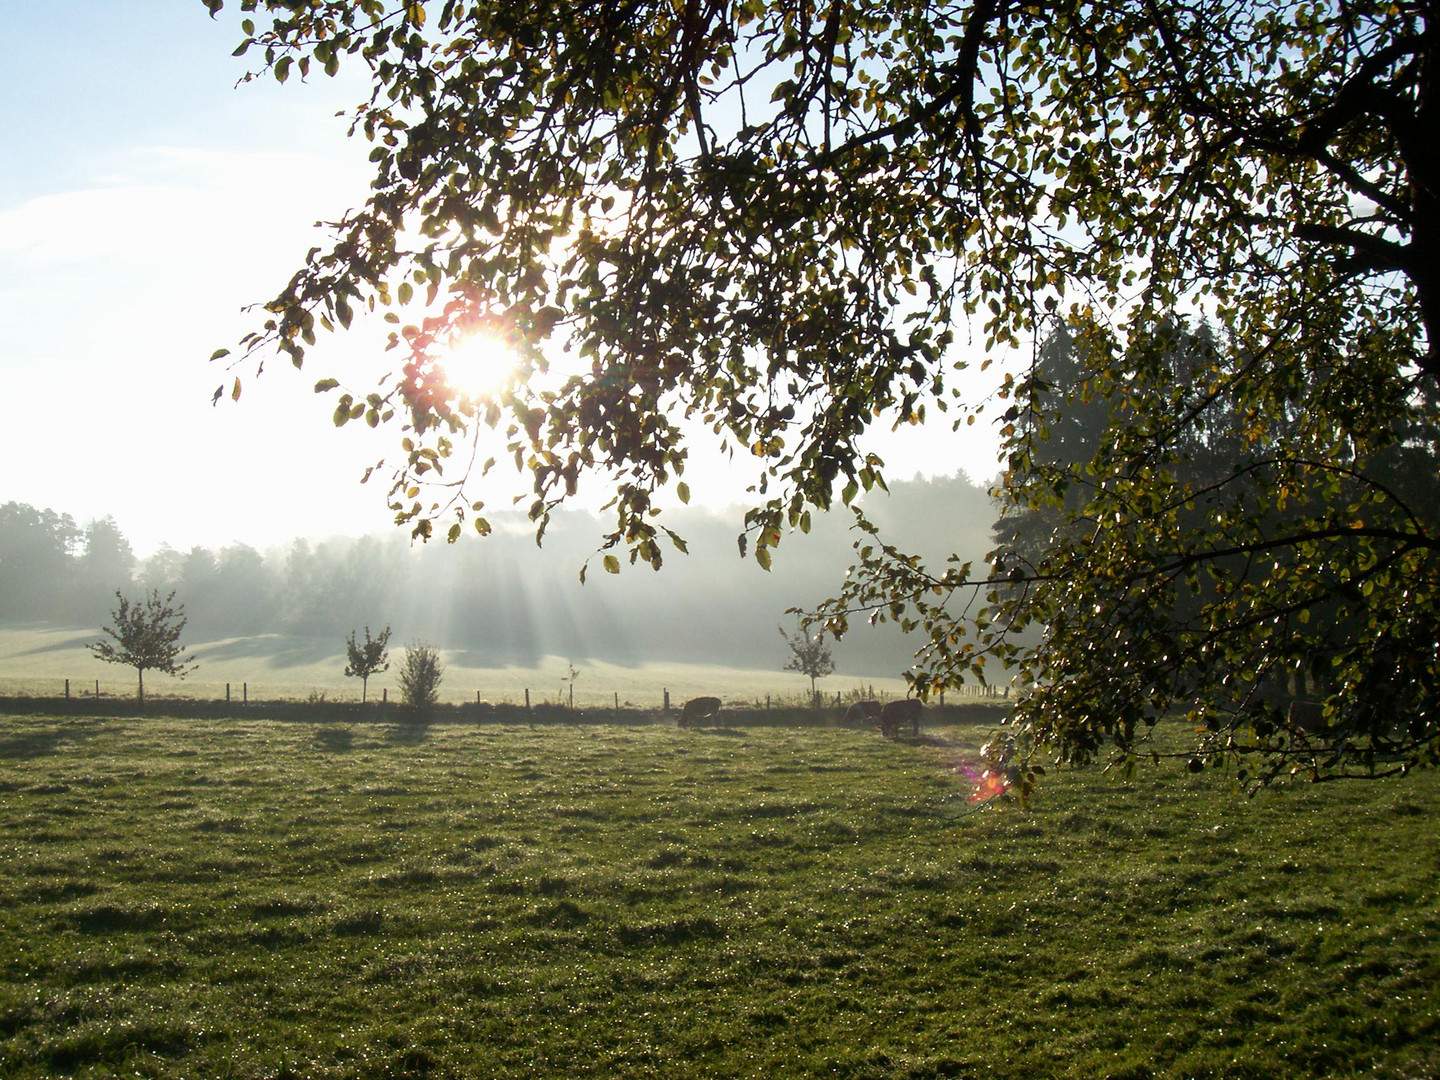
[780,621,835,707]
[398,642,444,713]
[90,589,197,709]
[344,625,391,703]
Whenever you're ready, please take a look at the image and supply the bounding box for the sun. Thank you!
[438,329,520,399]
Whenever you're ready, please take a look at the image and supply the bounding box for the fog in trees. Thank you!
[0,472,998,675]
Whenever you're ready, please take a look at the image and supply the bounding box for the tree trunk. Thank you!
[137,667,145,711]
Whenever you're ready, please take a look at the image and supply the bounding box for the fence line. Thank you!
[3,674,1016,712]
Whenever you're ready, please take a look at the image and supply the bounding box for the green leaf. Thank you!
[603,554,620,574]
[314,378,340,393]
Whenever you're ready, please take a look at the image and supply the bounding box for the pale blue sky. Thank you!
[1,2,1003,558]
[1,1,396,555]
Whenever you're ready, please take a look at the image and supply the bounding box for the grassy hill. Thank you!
[0,626,926,709]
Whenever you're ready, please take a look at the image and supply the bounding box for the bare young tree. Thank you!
[343,624,391,703]
[780,621,836,707]
[90,589,197,709]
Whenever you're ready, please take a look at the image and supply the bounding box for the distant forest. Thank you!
[0,473,997,674]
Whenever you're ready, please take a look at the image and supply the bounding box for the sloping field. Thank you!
[0,714,1435,1078]
[0,627,915,708]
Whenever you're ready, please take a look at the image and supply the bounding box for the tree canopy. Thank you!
[90,589,199,707]
[344,623,392,702]
[780,619,836,702]
[209,0,1438,783]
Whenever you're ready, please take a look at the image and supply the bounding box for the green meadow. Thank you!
[0,627,915,708]
[0,714,1436,1079]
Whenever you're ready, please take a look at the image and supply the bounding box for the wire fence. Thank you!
[0,674,1013,711]
[0,673,1014,728]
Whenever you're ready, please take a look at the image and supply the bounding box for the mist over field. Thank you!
[0,473,998,696]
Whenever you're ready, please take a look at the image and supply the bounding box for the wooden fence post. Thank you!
[226,683,231,703]
[243,682,248,705]
[95,679,100,698]
[65,679,70,700]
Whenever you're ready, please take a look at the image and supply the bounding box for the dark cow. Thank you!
[845,700,882,727]
[679,696,722,728]
[1287,700,1329,735]
[880,698,924,737]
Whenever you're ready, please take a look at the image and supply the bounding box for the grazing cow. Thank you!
[880,698,924,737]
[679,696,722,728]
[1287,700,1329,735]
[845,700,882,727]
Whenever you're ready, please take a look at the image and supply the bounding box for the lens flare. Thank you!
[955,762,1011,803]
[969,770,1011,802]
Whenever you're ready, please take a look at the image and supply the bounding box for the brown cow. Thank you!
[880,698,923,737]
[679,696,722,728]
[845,700,882,727]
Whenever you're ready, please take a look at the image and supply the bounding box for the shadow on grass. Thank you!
[0,722,105,760]
[443,646,547,669]
[381,714,433,746]
[313,724,356,753]
[14,631,94,657]
[911,733,970,748]
[191,635,340,670]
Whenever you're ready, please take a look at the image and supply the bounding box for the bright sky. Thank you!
[0,1,1005,559]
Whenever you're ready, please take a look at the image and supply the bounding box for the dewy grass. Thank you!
[0,715,1436,1079]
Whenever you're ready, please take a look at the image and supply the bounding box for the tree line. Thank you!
[0,472,998,673]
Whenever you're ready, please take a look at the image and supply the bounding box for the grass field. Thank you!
[0,627,919,708]
[0,713,1436,1079]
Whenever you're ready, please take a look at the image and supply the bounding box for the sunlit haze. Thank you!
[0,1,1005,560]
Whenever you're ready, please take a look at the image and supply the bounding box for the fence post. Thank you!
[65,679,70,700]
[382,687,388,705]
[663,688,670,712]
[226,683,231,703]
[243,682,248,705]
[95,679,100,698]
[614,691,619,710]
